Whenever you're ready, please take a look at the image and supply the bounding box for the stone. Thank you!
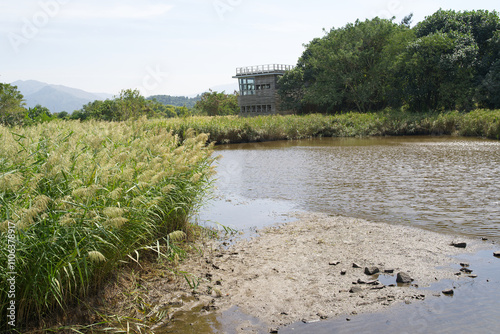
[384,269,394,274]
[329,261,341,266]
[460,262,470,267]
[451,241,467,248]
[396,272,413,283]
[317,311,328,320]
[469,274,478,278]
[340,269,347,275]
[364,266,380,275]
[494,251,500,257]
[442,289,454,295]
[350,286,363,293]
[460,267,473,274]
[269,328,279,333]
[352,263,362,268]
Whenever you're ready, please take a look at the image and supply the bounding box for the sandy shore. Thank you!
[170,212,485,331]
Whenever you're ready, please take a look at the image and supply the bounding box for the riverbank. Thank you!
[154,109,500,144]
[146,212,497,333]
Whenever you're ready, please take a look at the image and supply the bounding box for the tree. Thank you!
[0,83,26,126]
[194,90,239,116]
[413,9,500,109]
[279,18,413,113]
[26,104,53,124]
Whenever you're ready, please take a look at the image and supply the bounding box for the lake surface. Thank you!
[185,136,500,333]
[207,136,500,242]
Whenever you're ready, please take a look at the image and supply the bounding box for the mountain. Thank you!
[11,80,113,113]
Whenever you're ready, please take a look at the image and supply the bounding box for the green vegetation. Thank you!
[147,94,201,108]
[155,110,500,144]
[193,89,239,116]
[0,119,215,329]
[71,89,192,121]
[279,9,500,113]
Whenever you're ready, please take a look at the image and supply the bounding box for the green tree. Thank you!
[194,90,239,116]
[412,9,500,109]
[25,104,53,124]
[279,18,413,113]
[0,83,26,126]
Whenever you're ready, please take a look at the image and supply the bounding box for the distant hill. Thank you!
[147,95,202,108]
[12,80,113,113]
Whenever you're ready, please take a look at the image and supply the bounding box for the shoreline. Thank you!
[164,212,495,332]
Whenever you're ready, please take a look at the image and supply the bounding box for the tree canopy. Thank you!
[279,9,500,113]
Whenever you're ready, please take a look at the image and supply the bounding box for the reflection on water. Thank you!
[213,136,500,241]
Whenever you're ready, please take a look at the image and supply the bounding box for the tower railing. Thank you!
[235,64,294,76]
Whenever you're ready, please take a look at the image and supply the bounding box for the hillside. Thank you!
[12,80,113,113]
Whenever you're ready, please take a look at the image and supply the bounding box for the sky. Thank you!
[1,0,499,97]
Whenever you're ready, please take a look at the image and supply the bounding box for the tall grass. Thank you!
[0,118,215,329]
[156,109,500,144]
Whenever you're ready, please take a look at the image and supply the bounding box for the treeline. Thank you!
[0,85,240,126]
[147,94,201,108]
[279,9,500,113]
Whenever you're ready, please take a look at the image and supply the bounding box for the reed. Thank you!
[153,109,500,144]
[0,118,215,328]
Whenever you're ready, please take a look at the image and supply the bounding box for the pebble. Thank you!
[396,272,413,283]
[494,251,500,257]
[364,266,380,275]
[350,286,363,293]
[340,269,347,275]
[460,262,470,267]
[460,267,473,274]
[442,289,454,295]
[352,263,362,268]
[269,328,279,333]
[329,261,341,266]
[451,241,467,248]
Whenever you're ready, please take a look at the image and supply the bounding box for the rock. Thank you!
[317,311,328,320]
[329,261,341,266]
[384,269,394,274]
[352,263,362,268]
[371,285,385,290]
[357,278,366,284]
[469,274,478,278]
[340,269,347,275]
[269,328,279,333]
[442,289,454,295]
[364,266,380,275]
[451,241,467,248]
[460,262,470,267]
[494,251,500,257]
[460,267,473,274]
[350,286,363,293]
[366,280,380,285]
[396,272,413,283]
[481,237,488,241]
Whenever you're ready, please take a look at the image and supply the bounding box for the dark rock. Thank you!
[350,286,363,293]
[455,272,462,276]
[357,279,366,284]
[352,263,362,268]
[384,269,394,274]
[317,311,328,320]
[451,241,467,248]
[460,262,470,267]
[442,289,454,295]
[364,266,380,275]
[481,237,488,241]
[396,272,413,283]
[469,274,478,278]
[494,251,500,257]
[329,261,341,266]
[269,328,279,333]
[340,269,347,275]
[460,267,473,273]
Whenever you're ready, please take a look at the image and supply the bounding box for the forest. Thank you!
[278,9,500,113]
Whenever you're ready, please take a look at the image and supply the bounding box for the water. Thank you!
[187,136,500,333]
[208,136,500,241]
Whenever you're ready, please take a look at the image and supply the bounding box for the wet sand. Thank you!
[171,212,489,332]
